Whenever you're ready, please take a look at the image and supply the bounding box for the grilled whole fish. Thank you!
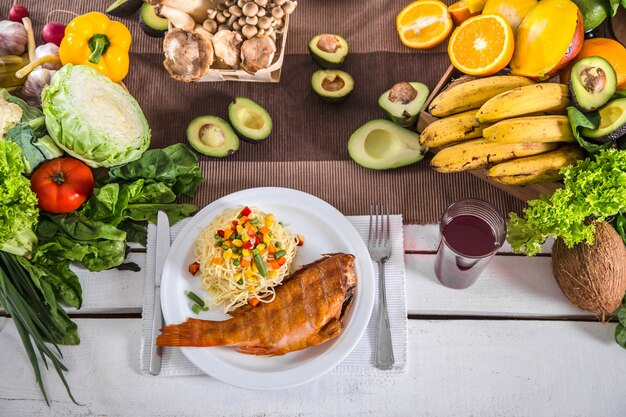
[157,253,357,356]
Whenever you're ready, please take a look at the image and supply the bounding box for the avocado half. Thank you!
[311,69,354,102]
[228,97,273,142]
[569,56,617,112]
[139,3,169,38]
[308,34,349,68]
[106,0,143,17]
[187,115,240,157]
[348,119,427,170]
[580,98,626,142]
[378,82,430,127]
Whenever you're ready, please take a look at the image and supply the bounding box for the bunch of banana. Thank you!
[422,74,583,185]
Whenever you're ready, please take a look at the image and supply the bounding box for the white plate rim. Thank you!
[160,187,375,390]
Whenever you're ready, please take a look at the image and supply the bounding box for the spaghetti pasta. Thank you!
[195,206,300,312]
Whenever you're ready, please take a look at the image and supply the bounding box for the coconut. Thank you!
[552,221,626,320]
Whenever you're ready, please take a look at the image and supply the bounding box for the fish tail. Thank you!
[156,318,222,347]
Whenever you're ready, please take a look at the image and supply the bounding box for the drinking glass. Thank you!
[434,199,507,289]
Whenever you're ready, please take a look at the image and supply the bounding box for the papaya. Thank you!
[509,0,584,80]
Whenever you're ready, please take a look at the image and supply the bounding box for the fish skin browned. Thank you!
[156,253,357,356]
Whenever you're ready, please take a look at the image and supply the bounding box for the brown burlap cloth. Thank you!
[16,0,526,223]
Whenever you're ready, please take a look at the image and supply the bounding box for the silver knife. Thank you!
[149,210,170,376]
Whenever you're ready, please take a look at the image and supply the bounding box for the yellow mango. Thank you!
[509,0,584,80]
[482,0,537,31]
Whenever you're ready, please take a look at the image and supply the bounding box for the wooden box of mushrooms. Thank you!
[154,0,297,82]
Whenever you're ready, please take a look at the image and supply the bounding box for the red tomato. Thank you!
[30,158,94,214]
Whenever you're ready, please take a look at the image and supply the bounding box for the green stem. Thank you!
[88,34,110,64]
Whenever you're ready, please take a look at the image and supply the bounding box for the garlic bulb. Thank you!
[34,43,61,70]
[22,68,56,107]
[0,20,28,55]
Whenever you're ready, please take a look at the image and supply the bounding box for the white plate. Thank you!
[160,187,375,390]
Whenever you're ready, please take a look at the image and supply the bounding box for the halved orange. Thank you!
[396,0,453,49]
[447,14,514,76]
[448,0,480,26]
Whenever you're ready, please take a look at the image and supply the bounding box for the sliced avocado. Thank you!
[308,34,349,68]
[139,3,169,38]
[378,82,430,127]
[228,97,273,142]
[569,57,617,112]
[580,98,626,142]
[311,69,354,102]
[106,0,143,17]
[348,119,427,170]
[187,116,240,157]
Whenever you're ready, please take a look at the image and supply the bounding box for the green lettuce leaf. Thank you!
[507,149,626,255]
[0,141,38,257]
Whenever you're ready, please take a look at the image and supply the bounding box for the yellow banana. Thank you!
[476,83,571,123]
[428,75,535,118]
[420,110,491,148]
[483,115,576,143]
[487,144,584,185]
[430,139,558,173]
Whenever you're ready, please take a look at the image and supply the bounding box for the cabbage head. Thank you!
[42,64,151,168]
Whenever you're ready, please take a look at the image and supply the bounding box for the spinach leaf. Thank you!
[616,294,626,349]
[567,106,613,154]
[108,144,204,197]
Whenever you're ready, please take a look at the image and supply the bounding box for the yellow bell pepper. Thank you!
[59,12,131,83]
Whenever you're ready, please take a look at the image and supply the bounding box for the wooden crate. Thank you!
[417,65,562,202]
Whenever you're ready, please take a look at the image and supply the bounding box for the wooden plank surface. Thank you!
[0,318,624,417]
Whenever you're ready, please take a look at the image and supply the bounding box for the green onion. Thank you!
[268,232,273,237]
[186,291,205,307]
[221,244,228,250]
[214,233,220,239]
[274,250,286,259]
[253,253,267,277]
[278,221,283,226]
[233,260,240,266]
[237,278,244,285]
[191,303,208,314]
[275,241,281,248]
[252,249,260,255]
[236,234,242,239]
[250,217,260,225]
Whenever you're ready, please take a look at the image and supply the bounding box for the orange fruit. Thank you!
[447,14,515,76]
[561,38,626,88]
[396,0,453,49]
[448,0,480,26]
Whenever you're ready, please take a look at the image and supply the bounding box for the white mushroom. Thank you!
[163,28,214,82]
[242,2,259,16]
[212,30,243,67]
[256,8,266,17]
[238,17,246,26]
[271,6,284,19]
[240,35,276,73]
[258,16,271,29]
[229,5,243,17]
[216,12,227,23]
[218,23,230,31]
[282,0,296,15]
[207,8,218,19]
[203,19,218,34]
[237,0,245,7]
[159,5,196,30]
[254,0,268,6]
[242,24,258,39]
[223,10,231,18]
[245,15,258,25]
[233,21,242,31]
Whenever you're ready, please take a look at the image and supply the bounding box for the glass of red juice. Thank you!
[434,199,506,289]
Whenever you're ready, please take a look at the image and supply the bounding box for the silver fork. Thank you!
[368,204,394,370]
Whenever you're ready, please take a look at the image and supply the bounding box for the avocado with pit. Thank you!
[378,82,430,127]
[580,98,626,142]
[348,119,427,170]
[187,115,240,157]
[139,3,169,38]
[569,56,617,112]
[228,97,273,142]
[311,69,354,102]
[106,0,143,17]
[308,34,349,68]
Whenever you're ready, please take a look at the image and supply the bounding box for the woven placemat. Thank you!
[17,0,526,223]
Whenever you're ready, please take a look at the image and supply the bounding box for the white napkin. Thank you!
[140,215,407,376]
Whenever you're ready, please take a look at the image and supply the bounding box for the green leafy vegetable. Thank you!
[616,294,626,349]
[42,64,151,168]
[567,106,613,154]
[1,89,63,173]
[508,149,626,255]
[0,141,39,256]
[0,251,78,405]
[614,213,626,245]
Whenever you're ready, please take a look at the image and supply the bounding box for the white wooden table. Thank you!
[1,225,625,416]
